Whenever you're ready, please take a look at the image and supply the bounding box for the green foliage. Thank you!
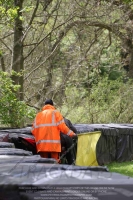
[87,77,123,123]
[7,7,18,20]
[122,0,133,3]
[0,0,15,14]
[0,0,23,25]
[61,74,133,124]
[0,71,36,127]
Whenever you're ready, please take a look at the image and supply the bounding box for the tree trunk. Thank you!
[128,48,133,78]
[0,54,5,72]
[11,0,24,100]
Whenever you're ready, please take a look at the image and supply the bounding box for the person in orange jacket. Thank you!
[31,99,77,162]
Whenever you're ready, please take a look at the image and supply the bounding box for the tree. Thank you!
[11,0,24,100]
[0,71,35,127]
[1,0,133,126]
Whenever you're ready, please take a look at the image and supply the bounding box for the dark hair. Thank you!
[44,99,54,106]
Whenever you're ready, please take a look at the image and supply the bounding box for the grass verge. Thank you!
[107,161,133,177]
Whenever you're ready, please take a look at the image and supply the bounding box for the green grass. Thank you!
[107,161,133,177]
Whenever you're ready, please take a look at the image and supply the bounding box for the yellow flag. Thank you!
[75,131,101,166]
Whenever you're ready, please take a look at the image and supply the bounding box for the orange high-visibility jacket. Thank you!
[31,105,75,153]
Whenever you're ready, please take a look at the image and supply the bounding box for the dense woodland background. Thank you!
[1,0,133,127]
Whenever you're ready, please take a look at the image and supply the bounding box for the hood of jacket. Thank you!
[42,104,56,111]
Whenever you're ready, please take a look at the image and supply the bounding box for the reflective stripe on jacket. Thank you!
[31,105,75,153]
